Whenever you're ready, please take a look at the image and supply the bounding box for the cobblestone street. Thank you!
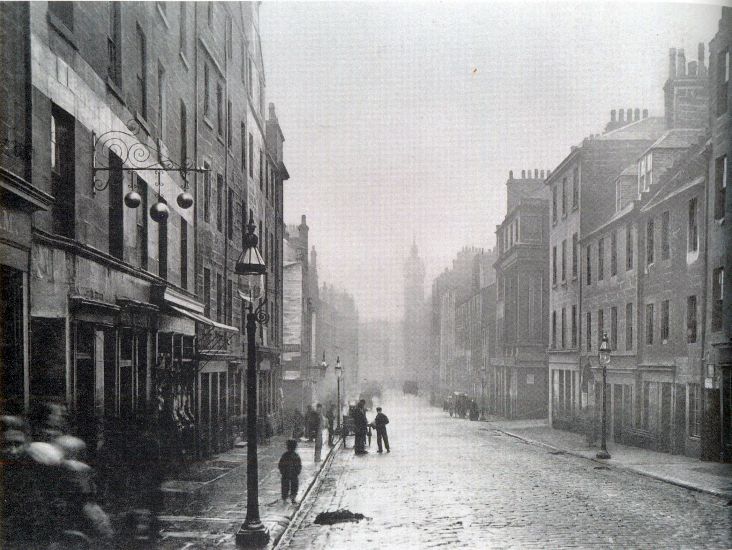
[281,394,732,549]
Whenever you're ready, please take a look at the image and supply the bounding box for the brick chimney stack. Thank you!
[664,45,709,128]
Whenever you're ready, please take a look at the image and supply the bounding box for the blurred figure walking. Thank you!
[314,404,325,462]
[353,400,368,455]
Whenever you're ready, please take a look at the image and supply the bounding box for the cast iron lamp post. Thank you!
[235,214,269,547]
[481,365,487,420]
[335,356,342,433]
[596,331,611,460]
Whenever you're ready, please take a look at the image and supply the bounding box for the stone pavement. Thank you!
[281,394,732,549]
[486,418,732,500]
[151,431,340,549]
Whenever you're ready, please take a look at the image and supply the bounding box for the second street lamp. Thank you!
[481,365,487,420]
[596,331,612,460]
[234,213,269,548]
[335,356,343,435]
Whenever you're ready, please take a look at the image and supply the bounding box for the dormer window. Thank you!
[638,153,653,193]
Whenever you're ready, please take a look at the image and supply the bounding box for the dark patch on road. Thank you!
[314,509,366,525]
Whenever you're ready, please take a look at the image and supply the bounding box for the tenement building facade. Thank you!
[546,111,666,432]
[580,43,711,458]
[706,8,732,461]
[1,2,287,462]
[491,170,550,419]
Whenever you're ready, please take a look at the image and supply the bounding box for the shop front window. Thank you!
[0,267,25,411]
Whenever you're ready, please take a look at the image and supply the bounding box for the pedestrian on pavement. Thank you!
[314,403,325,462]
[325,404,335,447]
[583,405,598,447]
[353,400,368,455]
[372,407,390,453]
[291,408,304,440]
[278,439,302,504]
[305,405,317,441]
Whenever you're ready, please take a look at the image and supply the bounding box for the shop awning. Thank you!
[168,304,239,334]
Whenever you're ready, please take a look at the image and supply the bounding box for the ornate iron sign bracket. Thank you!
[91,119,209,216]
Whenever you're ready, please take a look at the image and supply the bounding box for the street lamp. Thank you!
[334,356,343,433]
[596,331,611,460]
[481,365,487,420]
[235,213,269,548]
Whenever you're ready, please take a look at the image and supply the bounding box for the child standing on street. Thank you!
[278,439,302,504]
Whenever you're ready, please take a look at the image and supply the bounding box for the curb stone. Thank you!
[494,427,732,501]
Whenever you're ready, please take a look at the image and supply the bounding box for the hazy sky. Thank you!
[260,1,722,321]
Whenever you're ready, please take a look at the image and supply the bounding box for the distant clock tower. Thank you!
[403,238,426,384]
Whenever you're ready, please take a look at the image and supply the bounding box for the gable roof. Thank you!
[598,116,667,141]
[647,128,706,151]
[639,138,709,213]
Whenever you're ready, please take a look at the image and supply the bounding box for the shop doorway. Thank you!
[672,384,686,454]
[613,384,623,441]
[659,382,673,452]
[0,266,25,412]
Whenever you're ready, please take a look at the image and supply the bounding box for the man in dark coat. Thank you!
[372,407,390,453]
[353,400,368,455]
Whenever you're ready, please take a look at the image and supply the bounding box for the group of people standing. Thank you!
[278,400,392,504]
[351,400,390,455]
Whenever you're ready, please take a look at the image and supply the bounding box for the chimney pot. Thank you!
[634,108,640,121]
[547,170,551,177]
[669,47,677,79]
[521,170,526,178]
[642,108,648,119]
[678,48,686,77]
[509,170,514,180]
[688,60,697,76]
[301,214,307,225]
[619,109,625,123]
[627,108,633,123]
[534,169,539,179]
[610,109,616,122]
[540,170,545,178]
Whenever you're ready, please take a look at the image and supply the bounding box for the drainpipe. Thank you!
[223,11,231,448]
[223,19,229,329]
[699,145,712,460]
[193,2,200,459]
[578,182,583,413]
